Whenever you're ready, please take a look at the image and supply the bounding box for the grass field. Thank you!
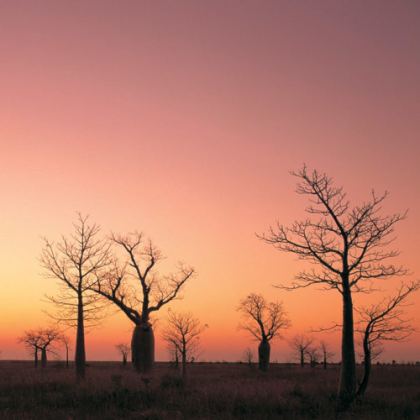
[0,361,419,419]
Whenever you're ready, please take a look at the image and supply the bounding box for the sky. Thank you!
[0,0,419,362]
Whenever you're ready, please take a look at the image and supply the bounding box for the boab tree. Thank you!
[116,343,130,366]
[91,233,194,373]
[61,335,71,368]
[320,341,334,370]
[356,280,420,397]
[238,293,290,371]
[41,214,111,380]
[290,334,313,367]
[19,327,61,368]
[166,339,180,368]
[162,310,206,379]
[306,345,320,367]
[38,327,61,367]
[19,330,42,367]
[260,166,407,406]
[243,347,254,366]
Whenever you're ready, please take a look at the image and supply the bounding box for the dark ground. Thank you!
[0,361,418,419]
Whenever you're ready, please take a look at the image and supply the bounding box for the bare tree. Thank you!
[91,233,194,373]
[306,345,320,367]
[19,327,61,368]
[290,334,313,367]
[238,293,290,371]
[243,347,254,366]
[260,166,407,406]
[60,335,71,368]
[357,340,384,367]
[18,330,42,367]
[116,343,130,366]
[320,341,334,369]
[167,340,180,368]
[38,327,61,367]
[356,280,420,397]
[162,310,206,379]
[41,214,111,380]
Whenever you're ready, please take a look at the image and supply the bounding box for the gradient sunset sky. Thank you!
[1,1,419,362]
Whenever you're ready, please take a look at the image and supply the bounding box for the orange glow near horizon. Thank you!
[1,1,420,363]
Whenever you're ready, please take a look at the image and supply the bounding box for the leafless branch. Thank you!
[238,293,290,342]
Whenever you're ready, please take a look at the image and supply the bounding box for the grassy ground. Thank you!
[0,361,418,419]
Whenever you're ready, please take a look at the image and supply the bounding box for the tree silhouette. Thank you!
[238,293,290,371]
[162,310,206,379]
[306,345,320,367]
[320,340,334,369]
[290,334,314,367]
[38,327,61,367]
[260,166,407,407]
[91,233,194,373]
[60,335,71,368]
[243,347,254,366]
[41,214,111,380]
[115,343,130,366]
[19,327,61,368]
[356,280,420,397]
[19,330,42,367]
[167,340,180,368]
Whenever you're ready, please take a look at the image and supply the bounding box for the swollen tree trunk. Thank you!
[122,354,127,366]
[300,350,304,367]
[323,354,327,370]
[75,293,86,380]
[41,347,47,368]
[258,338,270,372]
[357,333,371,397]
[338,284,357,408]
[131,322,154,373]
[34,349,39,368]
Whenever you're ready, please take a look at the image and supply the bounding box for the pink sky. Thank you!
[0,1,419,362]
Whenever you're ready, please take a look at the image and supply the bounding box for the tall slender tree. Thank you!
[320,340,334,370]
[238,293,290,371]
[290,334,314,367]
[60,335,71,368]
[18,330,42,367]
[260,166,407,407]
[356,280,419,397]
[91,233,194,373]
[162,310,206,379]
[41,214,111,380]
